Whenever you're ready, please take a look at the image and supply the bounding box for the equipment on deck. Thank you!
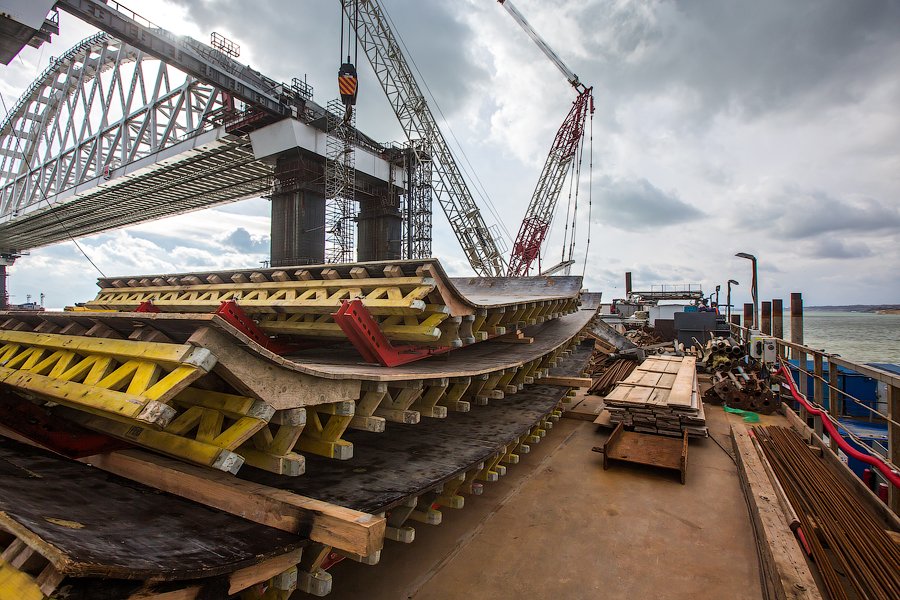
[700,336,783,414]
[593,423,689,484]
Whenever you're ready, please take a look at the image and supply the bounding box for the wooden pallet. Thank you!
[592,422,689,484]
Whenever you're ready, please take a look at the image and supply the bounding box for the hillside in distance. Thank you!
[807,304,900,314]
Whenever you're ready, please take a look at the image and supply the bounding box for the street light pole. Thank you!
[726,279,739,322]
[735,253,758,329]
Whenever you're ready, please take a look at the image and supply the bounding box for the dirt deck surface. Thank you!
[324,405,762,600]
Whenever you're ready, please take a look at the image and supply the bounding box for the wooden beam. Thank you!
[730,424,821,600]
[889,383,899,515]
[540,376,592,388]
[82,450,384,556]
[127,548,303,599]
[492,330,534,344]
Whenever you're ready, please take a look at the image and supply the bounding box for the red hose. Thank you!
[779,364,900,488]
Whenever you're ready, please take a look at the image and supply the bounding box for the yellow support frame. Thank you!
[86,277,436,316]
[0,333,215,427]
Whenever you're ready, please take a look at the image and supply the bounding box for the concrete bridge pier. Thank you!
[269,155,326,267]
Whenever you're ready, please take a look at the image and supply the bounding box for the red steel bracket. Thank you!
[332,298,451,367]
[135,300,160,313]
[214,300,296,355]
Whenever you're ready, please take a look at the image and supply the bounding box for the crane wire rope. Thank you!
[0,89,107,278]
[559,140,578,263]
[566,130,585,266]
[582,109,594,277]
[379,3,513,245]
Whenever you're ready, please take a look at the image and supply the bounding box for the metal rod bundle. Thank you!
[588,359,637,396]
[754,426,900,600]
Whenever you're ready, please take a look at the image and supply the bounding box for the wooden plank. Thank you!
[666,357,696,407]
[730,424,821,600]
[540,376,592,388]
[593,409,613,428]
[562,394,606,421]
[84,449,384,557]
[128,548,304,599]
[0,438,303,581]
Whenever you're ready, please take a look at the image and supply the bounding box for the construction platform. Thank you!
[0,260,600,598]
[324,406,764,600]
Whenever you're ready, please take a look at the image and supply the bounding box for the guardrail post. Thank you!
[827,355,841,453]
[790,292,807,425]
[797,348,808,423]
[772,298,783,339]
[742,303,753,335]
[890,384,899,514]
[790,293,803,353]
[813,353,824,438]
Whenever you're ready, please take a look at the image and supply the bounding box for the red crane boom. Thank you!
[499,0,595,276]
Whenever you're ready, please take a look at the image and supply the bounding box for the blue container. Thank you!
[784,360,879,417]
[837,419,889,480]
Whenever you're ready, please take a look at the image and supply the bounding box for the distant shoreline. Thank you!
[806,305,900,314]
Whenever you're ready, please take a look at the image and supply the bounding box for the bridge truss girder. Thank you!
[0,34,238,249]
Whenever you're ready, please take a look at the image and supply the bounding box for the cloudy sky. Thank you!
[1,0,898,309]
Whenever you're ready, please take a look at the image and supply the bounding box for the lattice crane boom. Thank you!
[341,0,506,277]
[507,90,593,277]
[498,0,595,277]
[497,0,585,92]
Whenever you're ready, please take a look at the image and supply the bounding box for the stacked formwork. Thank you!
[0,259,594,598]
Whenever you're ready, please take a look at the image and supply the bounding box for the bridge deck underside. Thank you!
[0,138,271,252]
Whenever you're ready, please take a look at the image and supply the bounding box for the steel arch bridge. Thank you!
[0,32,273,254]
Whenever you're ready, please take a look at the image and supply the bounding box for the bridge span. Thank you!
[0,5,413,272]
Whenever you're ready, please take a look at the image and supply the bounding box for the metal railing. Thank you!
[731,323,900,513]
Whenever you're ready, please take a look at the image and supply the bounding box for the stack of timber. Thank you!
[602,356,707,437]
[0,259,595,598]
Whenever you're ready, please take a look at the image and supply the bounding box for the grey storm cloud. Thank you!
[808,239,873,260]
[749,190,900,240]
[593,176,704,231]
[167,0,488,140]
[222,227,269,254]
[573,0,900,122]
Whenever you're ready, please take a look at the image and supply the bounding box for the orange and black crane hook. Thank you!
[339,1,359,123]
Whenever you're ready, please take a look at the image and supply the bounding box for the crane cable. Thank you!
[566,127,586,268]
[582,109,594,278]
[338,1,359,122]
[378,2,513,246]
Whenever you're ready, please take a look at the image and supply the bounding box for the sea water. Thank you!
[781,311,900,366]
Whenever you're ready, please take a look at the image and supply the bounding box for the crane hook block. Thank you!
[339,62,358,106]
